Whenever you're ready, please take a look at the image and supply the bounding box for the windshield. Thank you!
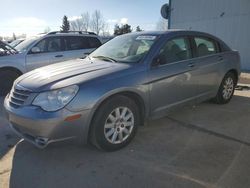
[15,37,38,52]
[90,34,158,63]
[9,39,24,48]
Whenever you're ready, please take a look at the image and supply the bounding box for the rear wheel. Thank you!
[90,95,140,151]
[0,70,20,96]
[214,72,237,104]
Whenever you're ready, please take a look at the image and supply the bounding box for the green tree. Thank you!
[12,33,16,40]
[136,26,143,32]
[61,15,70,32]
[114,24,121,35]
[114,24,132,36]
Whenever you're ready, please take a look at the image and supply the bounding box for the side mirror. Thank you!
[31,47,41,53]
[151,55,165,67]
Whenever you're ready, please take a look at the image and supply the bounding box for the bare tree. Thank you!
[82,12,90,32]
[70,10,108,35]
[70,18,84,31]
[90,10,106,35]
[70,12,90,32]
[44,26,51,33]
[156,18,168,31]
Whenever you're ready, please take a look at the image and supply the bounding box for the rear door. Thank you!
[63,36,101,60]
[26,36,65,71]
[190,36,222,98]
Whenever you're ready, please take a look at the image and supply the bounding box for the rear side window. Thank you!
[88,37,101,48]
[66,36,89,50]
[158,37,192,65]
[65,36,101,51]
[194,37,217,57]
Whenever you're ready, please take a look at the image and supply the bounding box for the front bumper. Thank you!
[4,96,91,148]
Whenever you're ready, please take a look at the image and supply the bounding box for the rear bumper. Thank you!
[4,97,92,148]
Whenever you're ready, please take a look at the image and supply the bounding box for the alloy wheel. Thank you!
[104,107,134,144]
[222,77,234,100]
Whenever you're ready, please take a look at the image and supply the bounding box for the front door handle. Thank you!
[188,63,195,68]
[55,55,63,58]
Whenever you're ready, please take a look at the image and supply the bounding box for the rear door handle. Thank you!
[218,56,224,61]
[188,63,195,68]
[55,55,63,58]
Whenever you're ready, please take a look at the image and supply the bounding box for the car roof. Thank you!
[124,30,226,44]
[44,31,98,37]
[128,30,230,51]
[43,33,98,37]
[128,29,215,37]
[31,31,99,40]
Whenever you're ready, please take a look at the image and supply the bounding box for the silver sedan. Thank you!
[4,30,241,151]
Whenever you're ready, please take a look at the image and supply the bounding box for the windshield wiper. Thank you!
[92,55,117,63]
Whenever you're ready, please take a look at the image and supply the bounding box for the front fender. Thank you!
[0,54,26,73]
[67,85,149,114]
[66,85,149,144]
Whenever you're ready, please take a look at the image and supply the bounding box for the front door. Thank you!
[26,37,65,71]
[148,37,198,117]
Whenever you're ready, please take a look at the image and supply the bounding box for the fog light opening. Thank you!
[64,114,82,122]
[35,137,49,146]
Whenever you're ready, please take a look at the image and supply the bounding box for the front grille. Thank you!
[9,86,31,108]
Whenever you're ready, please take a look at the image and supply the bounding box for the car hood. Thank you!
[0,52,22,60]
[15,58,130,92]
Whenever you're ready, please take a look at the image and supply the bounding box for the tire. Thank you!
[214,72,237,104]
[90,95,140,151]
[0,70,20,96]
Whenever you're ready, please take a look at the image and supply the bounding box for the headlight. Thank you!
[32,85,79,112]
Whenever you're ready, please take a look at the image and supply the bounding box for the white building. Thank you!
[168,0,250,71]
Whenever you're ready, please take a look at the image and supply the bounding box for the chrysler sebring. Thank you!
[4,30,240,151]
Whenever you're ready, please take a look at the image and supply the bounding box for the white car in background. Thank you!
[9,38,25,48]
[0,31,102,95]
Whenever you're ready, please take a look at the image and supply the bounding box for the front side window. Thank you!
[158,37,192,65]
[35,39,46,53]
[194,37,217,57]
[47,38,61,52]
[32,37,62,53]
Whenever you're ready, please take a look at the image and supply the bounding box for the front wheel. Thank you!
[90,95,140,151]
[214,72,237,104]
[0,70,20,96]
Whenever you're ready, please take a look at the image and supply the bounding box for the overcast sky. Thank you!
[0,0,167,36]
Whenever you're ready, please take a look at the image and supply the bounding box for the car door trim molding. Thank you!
[143,69,190,85]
